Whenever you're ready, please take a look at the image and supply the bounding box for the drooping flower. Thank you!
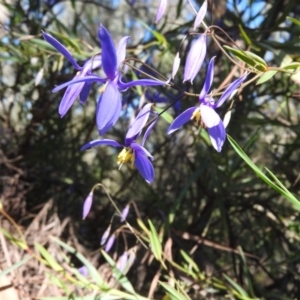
[194,0,208,29]
[78,266,88,277]
[156,0,168,23]
[82,191,93,220]
[42,32,102,117]
[100,226,111,246]
[81,103,155,183]
[120,204,130,222]
[53,25,166,135]
[183,34,207,83]
[104,234,115,252]
[168,57,247,152]
[172,52,181,79]
[116,252,128,273]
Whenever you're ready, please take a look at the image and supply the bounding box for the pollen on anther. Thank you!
[117,148,134,169]
[190,108,201,126]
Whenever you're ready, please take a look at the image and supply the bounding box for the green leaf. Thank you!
[49,273,70,292]
[237,247,255,298]
[153,107,174,124]
[137,19,168,48]
[159,282,188,300]
[100,250,136,294]
[238,25,251,46]
[256,70,277,85]
[148,219,162,261]
[0,256,32,278]
[287,16,300,27]
[52,237,107,288]
[180,250,199,273]
[0,228,28,250]
[136,218,150,235]
[223,274,248,297]
[35,243,63,272]
[227,135,300,210]
[224,46,267,72]
[282,62,300,70]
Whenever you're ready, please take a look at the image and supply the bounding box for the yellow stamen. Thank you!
[99,82,108,94]
[190,107,201,126]
[117,148,135,169]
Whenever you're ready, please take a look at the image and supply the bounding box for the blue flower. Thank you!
[156,0,168,23]
[168,57,247,152]
[183,34,207,83]
[81,104,156,183]
[53,25,165,135]
[43,32,102,117]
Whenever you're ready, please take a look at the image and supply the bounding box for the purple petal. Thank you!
[216,73,248,108]
[199,56,215,101]
[88,55,102,70]
[172,52,181,79]
[207,122,226,152]
[81,139,122,151]
[78,266,88,277]
[120,205,130,222]
[183,34,207,83]
[98,25,117,79]
[116,252,128,273]
[82,192,93,219]
[167,107,196,134]
[96,80,122,135]
[53,75,107,93]
[131,143,154,161]
[79,82,92,104]
[42,32,81,70]
[59,81,85,117]
[200,104,225,152]
[134,152,154,183]
[155,0,168,23]
[116,36,130,67]
[104,235,115,252]
[142,117,158,146]
[125,103,152,144]
[194,0,208,29]
[118,77,166,90]
[100,227,111,246]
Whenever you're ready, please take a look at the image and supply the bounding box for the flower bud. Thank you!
[116,252,128,273]
[120,204,130,222]
[78,266,88,277]
[82,192,93,220]
[183,34,207,83]
[194,1,208,29]
[155,0,168,23]
[100,226,111,246]
[104,234,115,252]
[172,53,181,79]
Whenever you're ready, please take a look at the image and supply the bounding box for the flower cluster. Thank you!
[44,5,248,185]
[41,3,253,258]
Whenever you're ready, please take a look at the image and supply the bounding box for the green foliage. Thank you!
[1,0,300,299]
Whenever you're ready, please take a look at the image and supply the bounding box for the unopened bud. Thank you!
[104,234,115,252]
[172,53,181,79]
[194,1,208,29]
[100,226,111,246]
[120,204,130,222]
[82,192,93,220]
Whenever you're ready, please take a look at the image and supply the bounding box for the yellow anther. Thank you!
[190,107,201,126]
[117,148,135,169]
[99,82,108,94]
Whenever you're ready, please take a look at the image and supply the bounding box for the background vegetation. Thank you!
[1,0,300,299]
